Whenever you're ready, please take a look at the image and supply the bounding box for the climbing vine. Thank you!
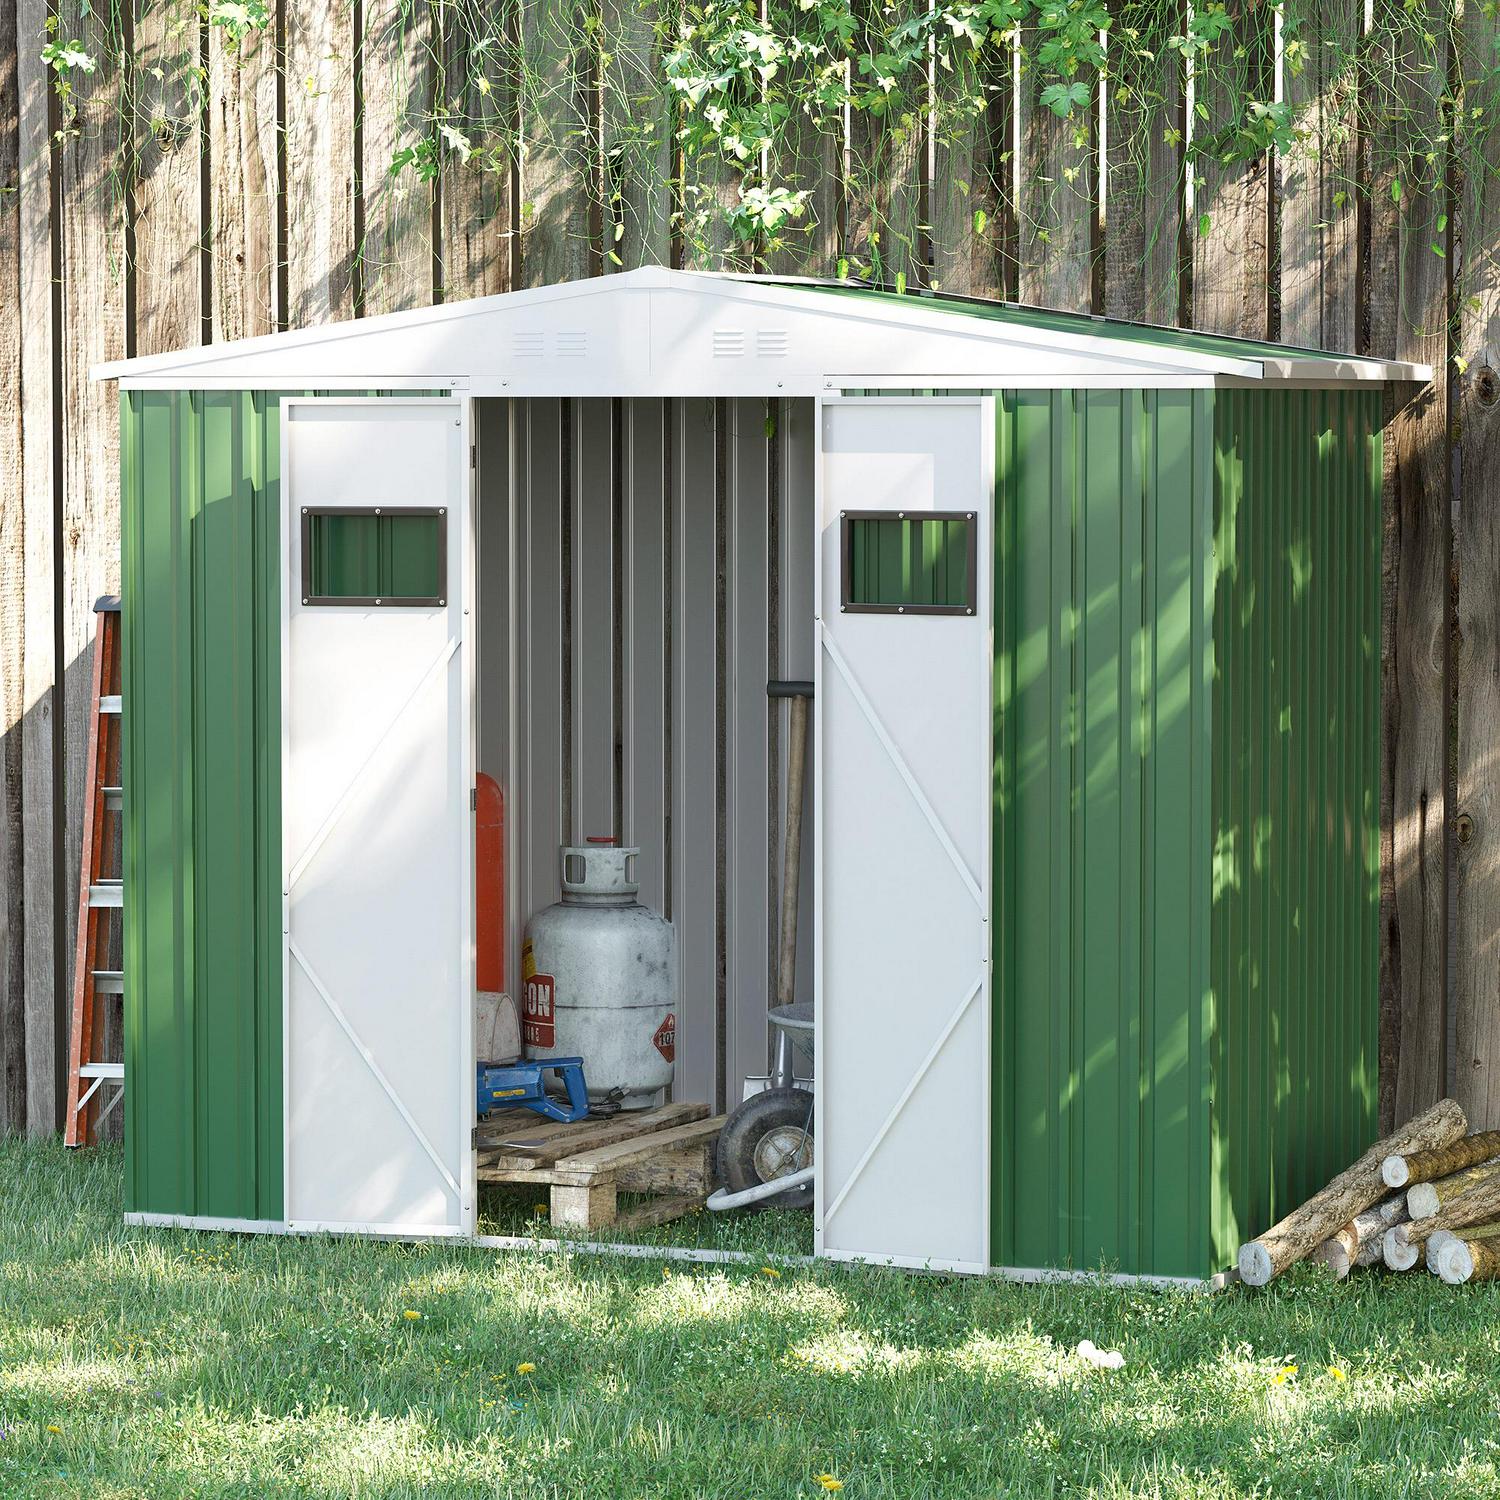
[32,0,1500,335]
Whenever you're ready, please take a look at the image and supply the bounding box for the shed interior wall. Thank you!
[475,397,818,1112]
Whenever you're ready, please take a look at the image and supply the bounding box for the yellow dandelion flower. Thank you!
[517,1362,537,1375]
[814,1476,843,1493]
[762,1266,781,1278]
[403,1309,422,1321]
[46,1425,61,1435]
[533,1203,548,1216]
[1328,1365,1347,1381]
[1273,1363,1298,1385]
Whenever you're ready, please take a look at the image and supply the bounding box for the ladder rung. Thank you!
[78,1062,124,1080]
[88,883,123,908]
[93,971,124,995]
[99,695,122,715]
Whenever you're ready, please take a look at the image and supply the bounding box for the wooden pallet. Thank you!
[476,1101,725,1231]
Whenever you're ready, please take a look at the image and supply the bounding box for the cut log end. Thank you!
[1436,1237,1477,1286]
[1237,1099,1466,1287]
[1238,1241,1274,1287]
[1319,1242,1353,1279]
[1383,1225,1420,1271]
[1426,1229,1457,1274]
[1407,1182,1441,1219]
[1382,1155,1410,1189]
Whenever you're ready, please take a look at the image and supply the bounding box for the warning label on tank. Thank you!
[521,943,556,1048]
[652,1013,676,1063]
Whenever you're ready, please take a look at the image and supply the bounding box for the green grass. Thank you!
[4,1139,1500,1498]
[477,1182,816,1256]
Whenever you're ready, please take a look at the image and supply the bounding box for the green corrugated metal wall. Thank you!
[992,390,1217,1278]
[1206,388,1382,1267]
[121,390,285,1220]
[991,386,1381,1279]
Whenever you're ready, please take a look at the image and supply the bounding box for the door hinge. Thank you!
[471,786,477,810]
[470,442,476,469]
[471,1125,479,1149]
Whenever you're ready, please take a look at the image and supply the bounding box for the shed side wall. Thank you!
[1208,388,1382,1266]
[122,390,284,1220]
[992,389,1216,1278]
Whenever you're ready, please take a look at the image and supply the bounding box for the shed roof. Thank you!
[93,265,1429,392]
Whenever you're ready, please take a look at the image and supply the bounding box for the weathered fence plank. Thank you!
[1279,0,1359,350]
[58,1,129,1138]
[518,0,597,285]
[929,44,1009,298]
[758,28,842,279]
[361,0,436,313]
[1455,9,1500,1130]
[1104,2,1182,324]
[1191,2,1271,336]
[843,0,927,289]
[845,104,926,288]
[601,0,670,272]
[1017,29,1093,310]
[17,0,57,1136]
[1370,4,1451,1129]
[0,0,25,1134]
[209,8,280,339]
[436,0,513,301]
[285,0,358,325]
[131,0,204,355]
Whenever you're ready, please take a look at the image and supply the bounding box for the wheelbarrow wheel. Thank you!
[715,1087,814,1211]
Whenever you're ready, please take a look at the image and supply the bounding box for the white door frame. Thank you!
[279,394,477,1237]
[813,394,994,1274]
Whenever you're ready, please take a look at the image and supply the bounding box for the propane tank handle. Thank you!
[560,842,641,900]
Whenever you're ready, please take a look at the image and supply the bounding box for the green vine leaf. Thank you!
[207,0,271,43]
[41,39,96,74]
[1039,80,1089,117]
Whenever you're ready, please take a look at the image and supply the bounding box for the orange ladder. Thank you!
[64,597,124,1147]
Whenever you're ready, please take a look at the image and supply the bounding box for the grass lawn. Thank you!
[4,1139,1500,1498]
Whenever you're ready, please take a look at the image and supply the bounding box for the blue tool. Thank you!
[477,1056,591,1123]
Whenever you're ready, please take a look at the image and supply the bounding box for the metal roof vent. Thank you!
[712,328,746,358]
[512,331,545,358]
[757,329,789,358]
[555,331,587,357]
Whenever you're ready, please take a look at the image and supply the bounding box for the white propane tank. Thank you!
[521,841,676,1110]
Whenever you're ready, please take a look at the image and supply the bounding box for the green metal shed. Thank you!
[94,268,1416,1283]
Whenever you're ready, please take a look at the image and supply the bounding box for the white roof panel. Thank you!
[92,266,1428,390]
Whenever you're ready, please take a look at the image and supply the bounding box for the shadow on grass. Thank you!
[4,1137,1500,1499]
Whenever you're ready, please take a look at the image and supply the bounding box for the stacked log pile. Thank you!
[1235,1100,1500,1289]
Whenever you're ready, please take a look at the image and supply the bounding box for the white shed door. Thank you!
[282,398,473,1235]
[816,398,992,1272]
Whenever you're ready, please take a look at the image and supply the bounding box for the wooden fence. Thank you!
[0,0,1490,1137]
